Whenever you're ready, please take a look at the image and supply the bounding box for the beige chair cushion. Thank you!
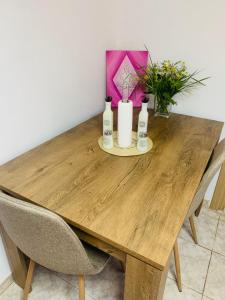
[82,242,110,272]
[0,192,109,275]
[186,138,225,218]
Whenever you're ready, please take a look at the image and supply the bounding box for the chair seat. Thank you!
[82,242,110,274]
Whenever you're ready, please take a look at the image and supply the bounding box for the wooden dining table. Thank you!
[0,110,223,300]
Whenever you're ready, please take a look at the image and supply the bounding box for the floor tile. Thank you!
[213,218,225,256]
[163,278,202,300]
[215,208,225,221]
[200,201,219,219]
[219,214,225,222]
[180,206,219,250]
[204,252,225,300]
[0,277,13,296]
[169,238,211,293]
[56,258,124,300]
[0,283,22,300]
[0,266,94,300]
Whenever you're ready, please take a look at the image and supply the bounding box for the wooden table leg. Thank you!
[0,223,27,289]
[210,163,225,211]
[124,255,168,300]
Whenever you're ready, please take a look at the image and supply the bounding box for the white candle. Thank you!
[118,100,133,148]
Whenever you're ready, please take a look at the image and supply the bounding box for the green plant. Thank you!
[137,55,209,115]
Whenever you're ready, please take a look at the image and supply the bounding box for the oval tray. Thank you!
[98,131,153,157]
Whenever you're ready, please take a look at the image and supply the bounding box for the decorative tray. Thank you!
[98,131,153,157]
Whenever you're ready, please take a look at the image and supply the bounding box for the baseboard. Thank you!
[0,274,13,296]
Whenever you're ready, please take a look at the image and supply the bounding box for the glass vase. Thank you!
[144,92,155,109]
[154,95,172,118]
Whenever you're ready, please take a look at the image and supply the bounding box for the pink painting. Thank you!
[106,50,148,107]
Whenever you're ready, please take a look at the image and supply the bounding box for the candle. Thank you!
[118,99,133,148]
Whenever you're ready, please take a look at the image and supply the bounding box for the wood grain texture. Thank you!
[173,240,182,292]
[124,254,168,300]
[0,223,28,289]
[210,163,225,210]
[72,227,126,263]
[23,259,35,300]
[78,275,85,300]
[189,215,198,244]
[0,110,223,270]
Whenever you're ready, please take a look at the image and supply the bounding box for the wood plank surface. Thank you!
[124,254,168,300]
[0,110,223,270]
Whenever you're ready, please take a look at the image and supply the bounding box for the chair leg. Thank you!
[23,259,36,300]
[78,275,85,300]
[195,200,204,217]
[173,239,182,292]
[189,215,198,244]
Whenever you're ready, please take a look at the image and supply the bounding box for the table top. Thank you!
[0,110,223,270]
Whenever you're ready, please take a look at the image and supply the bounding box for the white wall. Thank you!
[115,0,225,200]
[0,237,11,285]
[0,0,116,285]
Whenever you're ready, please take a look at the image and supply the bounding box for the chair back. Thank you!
[0,192,95,275]
[187,138,225,218]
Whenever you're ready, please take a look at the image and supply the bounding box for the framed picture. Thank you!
[106,50,148,107]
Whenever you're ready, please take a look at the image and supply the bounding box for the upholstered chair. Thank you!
[0,192,110,300]
[173,138,225,292]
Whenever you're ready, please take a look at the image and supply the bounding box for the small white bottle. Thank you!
[137,97,149,152]
[103,96,113,149]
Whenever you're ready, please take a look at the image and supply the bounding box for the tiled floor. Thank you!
[1,202,225,300]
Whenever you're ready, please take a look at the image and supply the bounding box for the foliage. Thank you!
[137,56,209,114]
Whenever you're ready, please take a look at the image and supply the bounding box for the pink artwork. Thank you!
[106,50,148,107]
